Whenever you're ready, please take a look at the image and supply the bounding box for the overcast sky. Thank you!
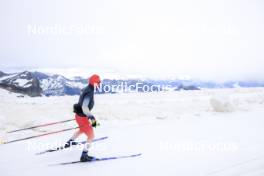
[0,0,263,80]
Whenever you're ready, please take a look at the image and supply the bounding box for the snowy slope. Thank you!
[0,71,42,96]
[1,70,264,97]
[0,88,264,176]
[38,74,85,96]
[0,71,86,96]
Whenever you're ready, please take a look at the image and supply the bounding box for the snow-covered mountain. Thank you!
[33,72,85,96]
[0,71,8,77]
[0,71,85,97]
[0,71,42,97]
[1,70,264,97]
[0,70,198,96]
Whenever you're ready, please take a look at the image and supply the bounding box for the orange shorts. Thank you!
[75,114,94,139]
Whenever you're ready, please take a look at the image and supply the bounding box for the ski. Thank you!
[51,153,142,166]
[36,136,108,155]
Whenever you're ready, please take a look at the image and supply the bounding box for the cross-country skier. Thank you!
[65,74,101,162]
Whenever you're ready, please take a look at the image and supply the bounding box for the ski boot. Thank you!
[64,139,78,148]
[80,151,96,162]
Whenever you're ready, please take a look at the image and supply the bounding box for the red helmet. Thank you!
[88,74,101,86]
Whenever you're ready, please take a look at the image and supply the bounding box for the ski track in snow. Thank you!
[0,88,264,176]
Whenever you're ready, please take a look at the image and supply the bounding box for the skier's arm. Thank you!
[82,96,95,120]
[82,95,99,127]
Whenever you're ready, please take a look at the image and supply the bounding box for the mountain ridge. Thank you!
[0,70,264,97]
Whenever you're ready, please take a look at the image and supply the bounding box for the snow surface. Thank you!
[0,88,264,176]
[13,79,33,88]
[40,76,85,95]
[0,74,16,82]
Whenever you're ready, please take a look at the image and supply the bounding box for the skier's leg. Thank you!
[65,114,84,148]
[65,130,82,148]
[80,120,95,162]
[82,128,94,152]
[70,130,82,140]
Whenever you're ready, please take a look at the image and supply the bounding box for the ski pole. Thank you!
[7,118,75,133]
[1,126,79,145]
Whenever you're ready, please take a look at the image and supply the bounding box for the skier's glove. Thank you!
[88,115,100,127]
[91,119,100,128]
[88,115,96,121]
